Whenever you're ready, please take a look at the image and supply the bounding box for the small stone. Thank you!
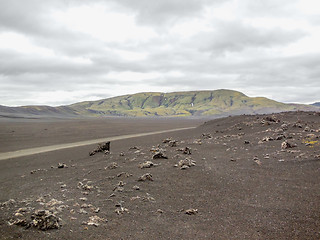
[185,208,198,215]
[115,207,129,215]
[89,142,110,156]
[86,216,106,227]
[139,161,157,169]
[178,158,196,169]
[157,209,164,214]
[281,141,296,149]
[9,218,28,227]
[117,181,125,187]
[79,209,88,214]
[177,147,192,155]
[46,199,63,207]
[202,133,212,139]
[153,152,168,159]
[162,138,172,143]
[58,163,66,168]
[262,136,274,142]
[180,165,190,170]
[107,162,118,170]
[168,140,178,147]
[138,173,153,181]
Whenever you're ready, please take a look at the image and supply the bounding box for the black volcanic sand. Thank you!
[0,112,320,239]
[0,117,201,152]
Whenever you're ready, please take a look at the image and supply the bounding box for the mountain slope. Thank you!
[68,89,314,117]
[1,90,318,118]
[0,105,77,119]
[311,102,320,107]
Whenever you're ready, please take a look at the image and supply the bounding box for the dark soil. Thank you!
[0,112,320,239]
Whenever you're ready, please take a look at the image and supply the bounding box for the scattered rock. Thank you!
[185,208,198,215]
[79,209,88,214]
[281,141,296,149]
[264,116,279,123]
[262,136,274,142]
[46,199,63,208]
[30,209,61,230]
[304,126,311,132]
[117,172,132,178]
[152,151,168,159]
[202,133,212,139]
[1,199,16,207]
[281,124,288,130]
[183,147,192,155]
[57,163,66,169]
[133,185,140,190]
[162,138,172,143]
[84,216,107,227]
[157,209,164,214]
[193,139,202,145]
[106,162,118,170]
[78,182,94,191]
[115,207,129,215]
[168,140,178,147]
[244,140,250,144]
[293,123,303,128]
[129,146,140,150]
[275,134,286,140]
[177,158,196,169]
[139,161,157,169]
[138,173,153,181]
[89,142,110,156]
[253,157,262,166]
[9,218,28,227]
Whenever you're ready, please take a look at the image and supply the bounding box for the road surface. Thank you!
[0,127,196,161]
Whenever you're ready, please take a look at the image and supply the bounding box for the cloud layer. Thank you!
[0,0,319,106]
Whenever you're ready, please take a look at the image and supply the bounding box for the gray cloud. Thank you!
[194,21,306,54]
[0,0,319,106]
[114,0,224,25]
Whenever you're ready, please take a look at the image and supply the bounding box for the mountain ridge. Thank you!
[1,89,319,118]
[311,102,320,107]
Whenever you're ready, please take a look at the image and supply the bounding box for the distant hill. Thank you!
[1,90,319,119]
[68,89,318,117]
[311,102,320,107]
[0,105,77,119]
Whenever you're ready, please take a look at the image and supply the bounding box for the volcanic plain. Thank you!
[0,112,320,239]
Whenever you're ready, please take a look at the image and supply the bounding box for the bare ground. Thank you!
[0,112,320,239]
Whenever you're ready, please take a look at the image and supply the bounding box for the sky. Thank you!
[0,0,319,106]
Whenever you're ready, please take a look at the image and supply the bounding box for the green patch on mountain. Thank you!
[68,89,299,117]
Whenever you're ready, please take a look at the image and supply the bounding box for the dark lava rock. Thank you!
[89,142,110,156]
[153,151,168,159]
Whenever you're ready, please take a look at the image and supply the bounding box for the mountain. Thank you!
[311,102,320,107]
[0,105,77,119]
[1,90,319,119]
[68,89,317,117]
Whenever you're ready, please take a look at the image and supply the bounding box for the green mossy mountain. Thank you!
[68,89,311,117]
[1,90,318,118]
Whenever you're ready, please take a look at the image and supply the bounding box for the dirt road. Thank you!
[0,127,196,161]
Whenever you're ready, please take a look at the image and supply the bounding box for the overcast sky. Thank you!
[0,0,319,106]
